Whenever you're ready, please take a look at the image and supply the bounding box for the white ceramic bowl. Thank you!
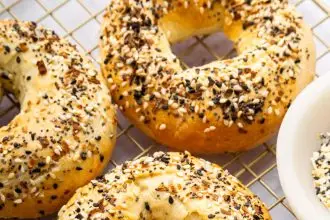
[277,73,330,220]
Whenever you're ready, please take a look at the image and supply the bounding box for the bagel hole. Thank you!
[0,93,20,127]
[171,32,237,68]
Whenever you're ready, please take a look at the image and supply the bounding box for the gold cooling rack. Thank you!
[0,0,330,219]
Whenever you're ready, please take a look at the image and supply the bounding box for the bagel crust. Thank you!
[100,0,315,153]
[0,21,116,218]
[59,151,271,219]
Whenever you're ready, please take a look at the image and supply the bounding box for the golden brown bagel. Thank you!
[59,151,271,219]
[0,20,116,218]
[100,0,315,153]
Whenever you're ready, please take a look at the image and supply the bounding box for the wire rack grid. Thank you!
[0,0,329,219]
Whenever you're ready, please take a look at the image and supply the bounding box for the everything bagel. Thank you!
[100,0,315,153]
[59,151,271,219]
[0,21,116,218]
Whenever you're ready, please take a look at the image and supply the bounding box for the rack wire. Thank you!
[0,0,329,219]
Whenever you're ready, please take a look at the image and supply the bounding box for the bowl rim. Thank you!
[277,72,330,220]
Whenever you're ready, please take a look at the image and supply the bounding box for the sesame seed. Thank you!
[275,109,280,116]
[208,101,215,107]
[31,187,37,193]
[139,115,145,122]
[204,126,216,133]
[110,85,117,91]
[233,85,242,91]
[46,156,51,164]
[159,124,166,130]
[171,102,179,109]
[14,158,23,163]
[178,108,187,114]
[54,149,61,155]
[207,1,212,8]
[49,173,56,179]
[220,98,227,104]
[237,122,244,128]
[0,193,5,202]
[199,7,205,14]
[153,92,161,98]
[8,173,15,179]
[267,107,273,114]
[143,102,148,109]
[14,199,22,204]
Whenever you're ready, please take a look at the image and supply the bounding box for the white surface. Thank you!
[0,0,329,219]
[277,73,330,220]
